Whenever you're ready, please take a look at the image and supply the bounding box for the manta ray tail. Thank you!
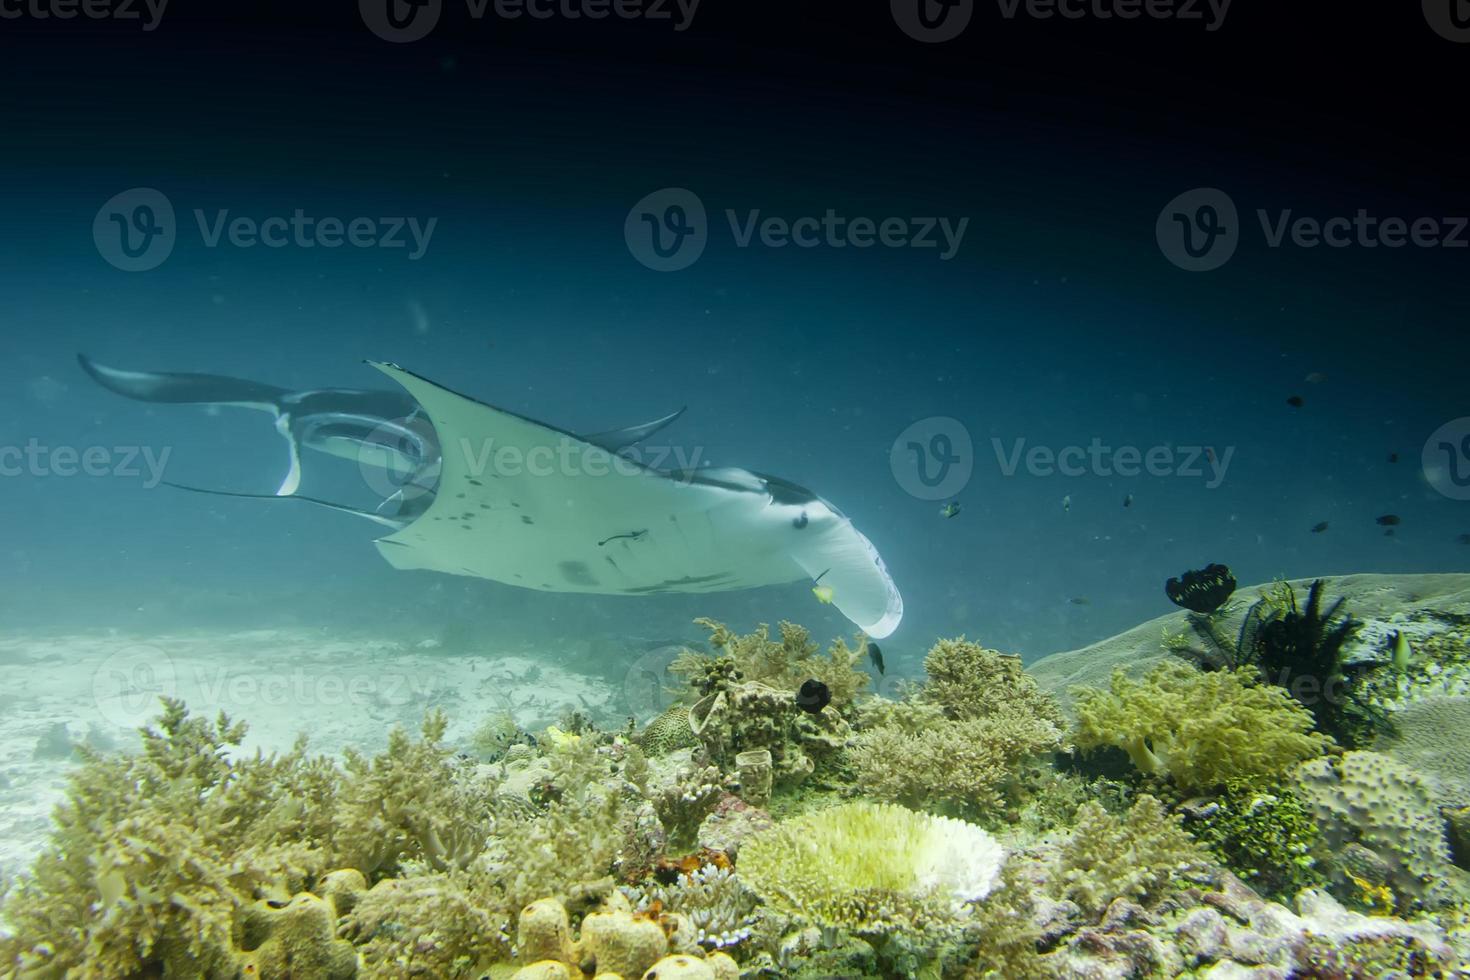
[162,481,408,530]
[77,354,291,412]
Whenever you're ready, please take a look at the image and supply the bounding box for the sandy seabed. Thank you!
[0,629,616,880]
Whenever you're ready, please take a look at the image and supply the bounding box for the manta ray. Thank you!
[79,355,903,638]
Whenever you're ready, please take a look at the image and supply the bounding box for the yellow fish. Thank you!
[813,584,835,604]
[543,725,581,747]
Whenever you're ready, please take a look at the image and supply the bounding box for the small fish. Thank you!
[795,678,831,714]
[1458,533,1470,546]
[867,641,885,675]
[939,501,961,519]
[1123,494,1133,508]
[1376,514,1401,526]
[1310,521,1329,534]
[1286,395,1304,408]
[1387,453,1399,463]
[1068,597,1090,606]
[1062,495,1071,513]
[812,584,835,604]
[1305,372,1327,384]
[1390,631,1414,671]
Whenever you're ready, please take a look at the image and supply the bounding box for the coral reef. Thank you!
[626,864,762,951]
[673,618,870,715]
[1057,795,1216,918]
[1189,779,1325,901]
[1072,661,1331,793]
[1293,750,1468,911]
[850,638,1066,819]
[6,600,1470,980]
[735,801,1004,934]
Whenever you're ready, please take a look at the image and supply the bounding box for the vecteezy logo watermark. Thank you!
[994,0,1231,31]
[1423,0,1470,42]
[625,188,969,271]
[1,439,171,488]
[93,187,176,272]
[94,188,439,271]
[890,417,974,500]
[359,0,699,43]
[0,0,169,31]
[625,188,708,272]
[892,0,1230,41]
[1156,187,1239,272]
[993,437,1234,488]
[891,0,975,42]
[1158,188,1469,271]
[1423,418,1470,501]
[92,643,177,727]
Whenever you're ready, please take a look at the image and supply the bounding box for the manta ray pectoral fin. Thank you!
[582,408,686,453]
[790,519,904,639]
[77,354,289,411]
[161,482,408,530]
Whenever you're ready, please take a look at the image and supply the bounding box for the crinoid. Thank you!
[1239,578,1378,745]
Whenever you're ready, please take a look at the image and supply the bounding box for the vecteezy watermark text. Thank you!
[0,0,168,30]
[993,437,1233,488]
[890,0,1229,43]
[1,439,170,488]
[1157,187,1468,271]
[359,0,699,43]
[93,188,438,272]
[625,188,968,271]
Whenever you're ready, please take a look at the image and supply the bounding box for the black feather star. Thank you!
[1239,579,1369,744]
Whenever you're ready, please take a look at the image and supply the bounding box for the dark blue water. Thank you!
[2,6,1467,678]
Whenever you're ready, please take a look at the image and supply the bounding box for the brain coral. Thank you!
[735,801,1004,933]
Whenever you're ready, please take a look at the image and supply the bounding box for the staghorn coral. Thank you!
[652,762,727,848]
[335,710,494,876]
[850,639,1065,820]
[1293,750,1468,911]
[625,864,762,951]
[850,710,1064,820]
[1072,661,1331,793]
[1057,795,1216,918]
[920,637,1065,725]
[735,801,1004,935]
[0,699,333,978]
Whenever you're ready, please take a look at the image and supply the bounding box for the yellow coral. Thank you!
[737,802,1004,933]
[518,897,576,964]
[240,893,356,980]
[580,894,668,978]
[1072,662,1330,793]
[641,954,715,979]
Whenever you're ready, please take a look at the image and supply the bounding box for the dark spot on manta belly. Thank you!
[559,561,599,587]
[456,493,466,499]
[521,515,534,525]
[467,479,483,486]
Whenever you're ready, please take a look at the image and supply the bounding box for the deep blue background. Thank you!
[1,2,1467,674]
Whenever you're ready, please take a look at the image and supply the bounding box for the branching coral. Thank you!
[1072,662,1331,793]
[0,699,327,977]
[675,618,870,713]
[735,802,1004,934]
[1057,795,1215,918]
[335,710,493,876]
[626,864,762,951]
[850,638,1065,819]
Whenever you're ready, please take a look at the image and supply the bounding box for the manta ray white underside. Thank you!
[370,362,904,638]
